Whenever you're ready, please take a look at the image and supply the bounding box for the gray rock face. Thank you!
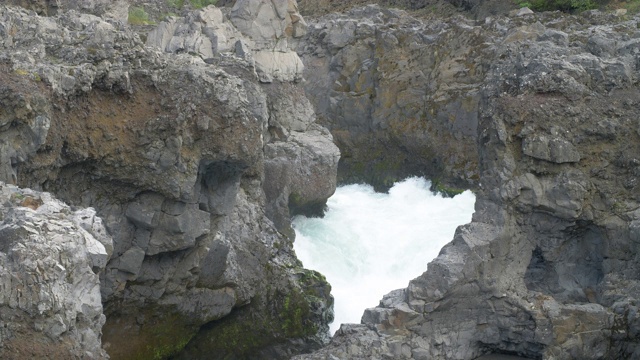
[296,8,640,360]
[4,0,128,20]
[145,3,340,234]
[264,123,340,233]
[299,5,483,190]
[0,182,110,359]
[0,2,335,359]
[147,0,307,83]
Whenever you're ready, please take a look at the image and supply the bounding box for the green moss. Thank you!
[193,287,319,358]
[167,0,186,8]
[103,306,198,360]
[136,313,195,360]
[128,7,155,25]
[189,0,218,9]
[431,179,466,197]
[517,0,599,12]
[13,69,41,81]
[10,193,25,201]
[342,155,403,192]
[612,0,640,13]
[295,268,332,302]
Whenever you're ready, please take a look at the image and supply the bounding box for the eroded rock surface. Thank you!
[295,8,640,360]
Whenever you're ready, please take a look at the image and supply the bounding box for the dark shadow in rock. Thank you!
[198,160,246,216]
[525,223,604,303]
[475,354,537,360]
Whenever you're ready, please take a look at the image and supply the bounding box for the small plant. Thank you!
[611,0,640,14]
[128,6,154,25]
[167,0,186,8]
[189,0,218,9]
[14,69,41,81]
[522,0,600,12]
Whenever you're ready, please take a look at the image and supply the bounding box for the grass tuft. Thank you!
[128,7,155,25]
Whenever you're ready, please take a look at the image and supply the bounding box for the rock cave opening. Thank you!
[197,159,246,215]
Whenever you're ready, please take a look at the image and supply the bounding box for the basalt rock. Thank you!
[0,1,335,359]
[295,8,640,360]
[299,5,484,191]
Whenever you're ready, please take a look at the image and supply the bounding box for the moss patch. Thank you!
[430,179,467,197]
[128,7,155,25]
[183,286,322,358]
[102,305,198,360]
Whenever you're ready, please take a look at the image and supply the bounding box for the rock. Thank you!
[522,134,581,163]
[254,50,304,82]
[264,123,340,234]
[0,2,335,359]
[8,0,640,359]
[0,182,110,359]
[113,246,145,275]
[538,29,569,47]
[5,0,128,21]
[299,5,482,190]
[147,0,308,83]
[510,7,534,16]
[146,7,243,58]
[297,6,640,360]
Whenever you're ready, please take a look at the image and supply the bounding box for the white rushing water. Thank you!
[292,177,476,334]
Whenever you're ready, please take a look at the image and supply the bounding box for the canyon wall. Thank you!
[3,0,640,359]
[0,1,337,358]
[296,6,640,360]
[299,5,484,190]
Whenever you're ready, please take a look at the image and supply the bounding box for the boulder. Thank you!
[0,182,110,359]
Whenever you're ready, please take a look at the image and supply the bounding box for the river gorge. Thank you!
[1,0,640,359]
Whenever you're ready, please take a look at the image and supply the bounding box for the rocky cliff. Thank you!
[0,1,337,358]
[295,6,640,360]
[299,5,484,190]
[4,0,640,359]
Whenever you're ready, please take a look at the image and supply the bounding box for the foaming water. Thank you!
[292,177,475,334]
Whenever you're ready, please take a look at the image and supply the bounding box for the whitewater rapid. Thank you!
[292,177,476,334]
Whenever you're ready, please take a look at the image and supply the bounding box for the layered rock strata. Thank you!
[0,1,337,358]
[296,7,640,360]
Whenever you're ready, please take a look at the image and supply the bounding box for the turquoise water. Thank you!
[292,177,476,334]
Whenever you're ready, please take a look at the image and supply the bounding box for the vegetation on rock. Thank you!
[128,6,154,25]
